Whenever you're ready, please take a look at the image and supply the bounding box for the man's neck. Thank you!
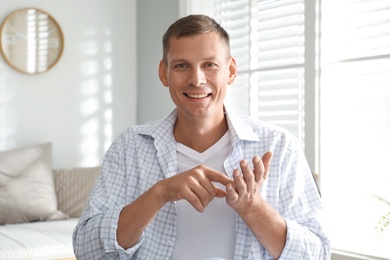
[173,114,228,153]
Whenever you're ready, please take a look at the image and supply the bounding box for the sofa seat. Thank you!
[0,162,100,260]
[0,218,78,260]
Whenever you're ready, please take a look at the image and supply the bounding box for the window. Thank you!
[183,0,390,258]
[182,0,316,167]
[320,0,390,258]
[187,0,306,143]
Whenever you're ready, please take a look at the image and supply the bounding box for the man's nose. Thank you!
[187,67,206,86]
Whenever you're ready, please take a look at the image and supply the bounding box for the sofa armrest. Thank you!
[53,166,101,218]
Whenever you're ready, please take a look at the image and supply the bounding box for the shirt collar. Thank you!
[224,105,260,144]
[136,109,177,148]
[137,106,260,146]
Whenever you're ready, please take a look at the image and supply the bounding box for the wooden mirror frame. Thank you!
[0,8,64,74]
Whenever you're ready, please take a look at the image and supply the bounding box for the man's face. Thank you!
[159,32,237,121]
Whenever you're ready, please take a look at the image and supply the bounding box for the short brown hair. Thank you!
[162,14,231,64]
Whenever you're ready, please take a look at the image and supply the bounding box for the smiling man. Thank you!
[73,15,331,260]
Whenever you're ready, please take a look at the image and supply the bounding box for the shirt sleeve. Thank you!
[276,138,331,259]
[72,132,144,259]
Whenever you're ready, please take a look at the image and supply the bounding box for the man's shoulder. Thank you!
[230,112,299,149]
[119,118,166,139]
[116,112,176,144]
[234,113,292,136]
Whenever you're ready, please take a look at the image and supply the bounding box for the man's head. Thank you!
[162,14,231,65]
[158,15,237,122]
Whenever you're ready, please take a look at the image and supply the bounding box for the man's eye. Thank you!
[174,64,188,69]
[205,63,216,68]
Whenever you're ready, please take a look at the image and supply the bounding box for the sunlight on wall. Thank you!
[79,26,113,166]
[0,68,17,150]
[102,31,113,151]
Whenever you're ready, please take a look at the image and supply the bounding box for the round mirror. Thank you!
[0,8,64,74]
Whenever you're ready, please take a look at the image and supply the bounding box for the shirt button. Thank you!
[167,240,172,246]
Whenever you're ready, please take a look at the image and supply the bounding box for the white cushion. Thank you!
[0,142,66,225]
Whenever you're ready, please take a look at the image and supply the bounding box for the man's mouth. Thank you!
[184,93,211,99]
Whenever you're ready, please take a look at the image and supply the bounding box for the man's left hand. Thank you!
[226,151,272,213]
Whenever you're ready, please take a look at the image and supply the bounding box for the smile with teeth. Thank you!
[185,93,211,99]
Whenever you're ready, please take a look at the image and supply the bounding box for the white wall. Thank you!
[0,0,136,168]
[136,0,178,124]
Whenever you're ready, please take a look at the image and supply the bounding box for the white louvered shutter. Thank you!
[213,0,306,145]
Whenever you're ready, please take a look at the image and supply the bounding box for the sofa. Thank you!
[0,142,101,260]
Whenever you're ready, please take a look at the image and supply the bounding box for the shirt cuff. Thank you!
[277,218,304,259]
[115,233,145,258]
[100,207,145,257]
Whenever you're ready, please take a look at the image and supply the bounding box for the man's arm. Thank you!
[226,151,330,259]
[116,184,166,249]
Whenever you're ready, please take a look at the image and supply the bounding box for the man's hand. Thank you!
[225,151,287,259]
[225,151,272,213]
[157,165,234,212]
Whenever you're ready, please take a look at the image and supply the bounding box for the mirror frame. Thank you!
[0,8,64,74]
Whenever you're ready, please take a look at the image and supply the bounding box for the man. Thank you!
[73,14,330,259]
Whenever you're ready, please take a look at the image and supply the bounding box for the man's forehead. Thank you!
[166,34,230,61]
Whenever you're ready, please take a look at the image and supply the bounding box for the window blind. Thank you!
[213,0,305,143]
[213,0,251,115]
[320,0,390,257]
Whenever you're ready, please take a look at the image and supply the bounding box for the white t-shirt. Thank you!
[171,132,236,260]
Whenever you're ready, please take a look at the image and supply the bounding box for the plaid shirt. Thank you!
[73,108,331,260]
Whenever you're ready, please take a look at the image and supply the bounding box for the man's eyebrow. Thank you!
[170,58,188,63]
[203,56,218,61]
[170,57,219,63]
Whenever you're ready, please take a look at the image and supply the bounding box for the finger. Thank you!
[198,174,217,198]
[184,188,206,212]
[205,168,234,187]
[253,152,273,182]
[253,155,263,182]
[225,183,238,202]
[214,185,227,198]
[262,151,272,172]
[233,169,246,194]
[261,151,272,180]
[193,178,218,208]
[194,172,228,204]
[198,182,226,199]
[181,172,215,210]
[240,159,254,190]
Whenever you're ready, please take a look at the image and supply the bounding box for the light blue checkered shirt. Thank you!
[73,108,331,259]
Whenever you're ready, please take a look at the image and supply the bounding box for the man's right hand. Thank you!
[155,165,233,212]
[117,165,233,249]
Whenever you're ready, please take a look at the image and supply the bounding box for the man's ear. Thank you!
[158,60,169,87]
[228,57,237,85]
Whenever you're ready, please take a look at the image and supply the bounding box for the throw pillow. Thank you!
[54,166,101,218]
[0,142,67,225]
